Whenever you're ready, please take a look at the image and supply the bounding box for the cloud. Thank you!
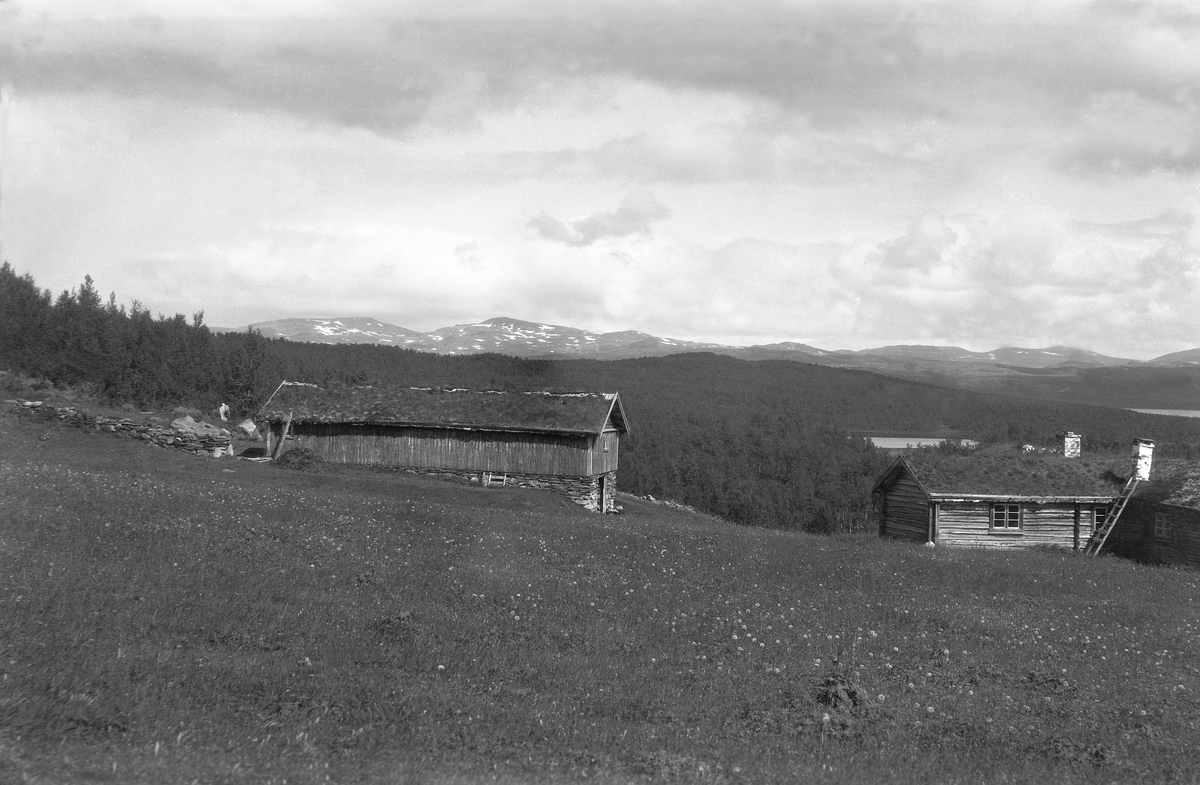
[824,210,1200,355]
[528,193,671,247]
[1061,142,1200,177]
[14,2,1197,138]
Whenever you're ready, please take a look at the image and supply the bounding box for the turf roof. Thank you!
[1131,459,1200,509]
[891,449,1130,498]
[258,382,628,436]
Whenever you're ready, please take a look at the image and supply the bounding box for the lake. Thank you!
[866,437,979,449]
[1129,409,1200,418]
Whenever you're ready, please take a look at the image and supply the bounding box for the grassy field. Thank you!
[2,405,1199,784]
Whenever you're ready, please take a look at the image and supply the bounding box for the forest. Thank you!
[6,263,1200,533]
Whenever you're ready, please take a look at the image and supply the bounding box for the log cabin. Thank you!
[1104,460,1200,569]
[258,382,629,512]
[873,449,1127,549]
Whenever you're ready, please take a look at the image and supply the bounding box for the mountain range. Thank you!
[220,315,1200,368]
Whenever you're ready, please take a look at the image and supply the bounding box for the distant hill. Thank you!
[224,316,724,358]
[228,315,1151,367]
[220,314,1200,409]
[1148,347,1200,366]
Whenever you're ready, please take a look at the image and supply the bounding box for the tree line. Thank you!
[7,264,1200,533]
[0,264,272,414]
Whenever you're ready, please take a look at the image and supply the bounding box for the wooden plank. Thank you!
[271,412,293,460]
[880,471,930,542]
[293,423,599,476]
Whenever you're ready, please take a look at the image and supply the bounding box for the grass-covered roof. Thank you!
[258,382,628,436]
[1131,459,1200,509]
[886,447,1130,498]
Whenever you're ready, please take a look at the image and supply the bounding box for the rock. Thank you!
[171,415,197,431]
[172,416,224,438]
[236,419,258,437]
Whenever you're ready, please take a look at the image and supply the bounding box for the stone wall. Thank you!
[10,400,233,458]
[400,466,619,513]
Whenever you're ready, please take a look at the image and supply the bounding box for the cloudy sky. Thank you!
[4,0,1200,359]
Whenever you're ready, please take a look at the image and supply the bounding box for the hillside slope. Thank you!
[3,408,1199,783]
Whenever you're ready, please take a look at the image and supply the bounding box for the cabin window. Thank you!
[991,503,1022,532]
[603,434,611,453]
[1154,511,1172,540]
[1092,506,1108,531]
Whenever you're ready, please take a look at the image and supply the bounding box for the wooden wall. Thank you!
[594,429,620,475]
[878,470,930,542]
[1108,500,1200,568]
[287,423,610,476]
[936,502,1090,549]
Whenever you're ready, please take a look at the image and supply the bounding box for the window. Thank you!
[1154,511,1172,540]
[991,503,1022,532]
[1092,506,1109,531]
[602,434,611,452]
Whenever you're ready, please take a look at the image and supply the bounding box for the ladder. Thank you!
[1084,476,1139,556]
[482,472,507,488]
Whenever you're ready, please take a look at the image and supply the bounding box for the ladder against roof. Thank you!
[1085,438,1155,556]
[1084,476,1138,556]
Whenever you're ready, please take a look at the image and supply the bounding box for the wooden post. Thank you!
[271,412,293,460]
[1073,504,1081,551]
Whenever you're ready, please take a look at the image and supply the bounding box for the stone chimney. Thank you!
[1061,432,1081,458]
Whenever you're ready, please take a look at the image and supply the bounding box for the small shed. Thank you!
[258,382,630,512]
[1105,460,1200,569]
[873,450,1126,549]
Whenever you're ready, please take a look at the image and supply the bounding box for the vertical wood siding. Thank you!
[879,471,930,542]
[290,423,604,476]
[591,430,620,475]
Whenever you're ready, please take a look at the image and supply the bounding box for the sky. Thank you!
[3,0,1200,360]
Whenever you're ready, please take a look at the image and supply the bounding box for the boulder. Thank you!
[236,419,258,437]
[171,416,223,438]
[171,415,197,431]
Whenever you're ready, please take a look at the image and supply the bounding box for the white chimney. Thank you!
[1133,438,1154,481]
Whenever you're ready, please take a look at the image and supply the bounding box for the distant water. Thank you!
[867,437,979,449]
[1129,409,1200,418]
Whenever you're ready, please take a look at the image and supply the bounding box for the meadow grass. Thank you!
[1,406,1199,784]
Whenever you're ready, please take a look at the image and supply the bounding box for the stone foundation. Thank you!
[401,466,619,512]
[10,400,233,458]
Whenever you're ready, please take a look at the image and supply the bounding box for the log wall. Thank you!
[937,502,1060,548]
[935,501,1102,549]
[1108,500,1200,568]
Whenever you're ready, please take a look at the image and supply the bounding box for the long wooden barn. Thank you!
[258,382,630,512]
[873,450,1126,549]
